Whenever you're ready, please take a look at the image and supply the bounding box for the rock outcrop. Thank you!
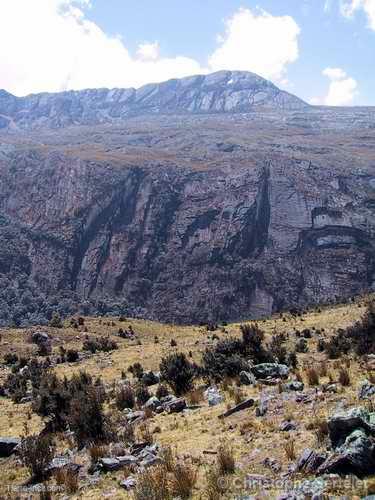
[0,71,374,325]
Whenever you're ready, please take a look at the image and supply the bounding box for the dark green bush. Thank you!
[160,353,196,396]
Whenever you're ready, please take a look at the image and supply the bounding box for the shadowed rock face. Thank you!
[0,71,374,324]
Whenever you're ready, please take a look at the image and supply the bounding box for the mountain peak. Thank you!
[0,71,308,130]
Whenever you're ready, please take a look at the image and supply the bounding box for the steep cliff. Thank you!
[0,72,374,325]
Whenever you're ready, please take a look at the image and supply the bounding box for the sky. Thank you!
[0,0,374,106]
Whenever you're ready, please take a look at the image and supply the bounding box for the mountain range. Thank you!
[0,70,374,325]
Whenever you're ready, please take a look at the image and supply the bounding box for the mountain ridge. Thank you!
[0,70,308,130]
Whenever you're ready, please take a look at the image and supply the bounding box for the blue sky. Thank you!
[0,0,374,105]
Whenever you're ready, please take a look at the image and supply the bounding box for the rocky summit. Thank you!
[0,70,374,325]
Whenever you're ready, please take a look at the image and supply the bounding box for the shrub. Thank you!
[134,465,171,500]
[202,339,248,382]
[54,467,79,494]
[156,384,169,399]
[306,367,320,386]
[83,336,118,354]
[338,367,351,386]
[49,311,63,328]
[240,324,273,363]
[19,433,55,481]
[135,384,151,406]
[217,441,235,474]
[171,462,197,499]
[269,335,287,364]
[283,438,296,460]
[115,384,135,410]
[160,353,196,396]
[66,349,79,362]
[128,362,144,380]
[3,352,18,365]
[295,338,308,353]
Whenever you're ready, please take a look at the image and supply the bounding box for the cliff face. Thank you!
[0,72,374,325]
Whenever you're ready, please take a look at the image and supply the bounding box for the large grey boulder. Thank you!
[251,363,289,380]
[0,437,21,457]
[317,429,375,477]
[328,407,375,448]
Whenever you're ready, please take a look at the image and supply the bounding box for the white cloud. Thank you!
[314,67,358,105]
[209,8,300,82]
[136,42,160,61]
[341,0,375,29]
[0,0,203,96]
[0,2,300,96]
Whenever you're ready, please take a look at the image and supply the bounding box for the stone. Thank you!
[295,448,327,474]
[327,407,375,448]
[280,421,297,432]
[99,455,137,472]
[0,437,21,457]
[163,397,186,413]
[317,429,375,478]
[239,371,256,386]
[251,363,289,380]
[120,476,136,490]
[126,410,145,423]
[31,331,50,344]
[358,380,375,400]
[218,398,255,419]
[204,387,224,406]
[144,396,161,411]
[284,381,304,392]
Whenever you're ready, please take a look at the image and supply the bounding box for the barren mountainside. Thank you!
[0,70,374,325]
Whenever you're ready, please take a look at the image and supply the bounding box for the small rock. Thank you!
[280,421,297,432]
[284,381,304,392]
[163,397,186,413]
[144,396,161,411]
[251,363,289,380]
[239,371,256,386]
[0,437,21,457]
[120,476,136,490]
[295,448,327,474]
[204,386,224,406]
[358,380,375,400]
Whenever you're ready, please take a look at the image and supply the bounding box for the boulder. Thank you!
[317,429,375,478]
[327,407,375,448]
[163,397,186,413]
[126,410,145,424]
[144,396,161,411]
[31,331,50,344]
[204,387,224,406]
[251,363,289,380]
[0,437,21,457]
[99,455,137,472]
[239,371,256,386]
[120,476,136,490]
[280,421,297,432]
[218,398,255,419]
[295,448,327,474]
[358,380,375,400]
[284,380,304,392]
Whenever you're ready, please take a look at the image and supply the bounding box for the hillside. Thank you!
[0,297,375,498]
